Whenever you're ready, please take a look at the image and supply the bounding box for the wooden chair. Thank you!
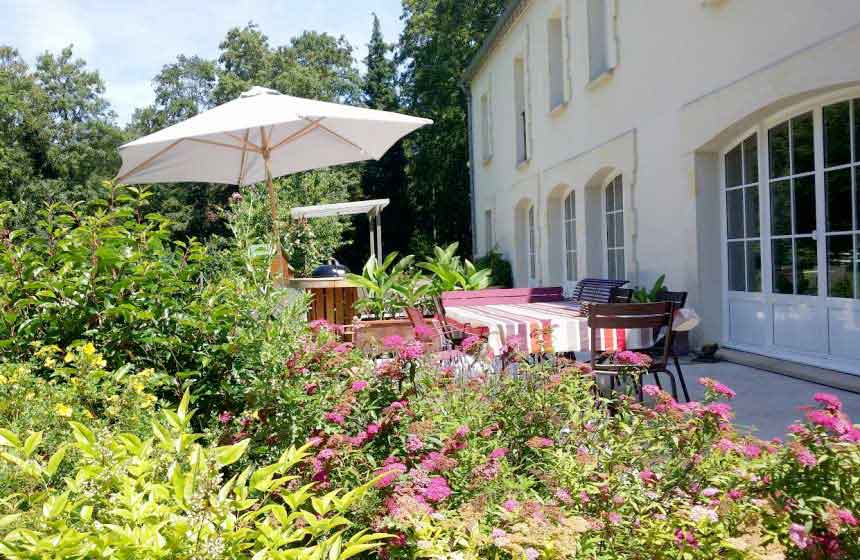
[570,278,630,304]
[405,306,464,350]
[587,302,681,402]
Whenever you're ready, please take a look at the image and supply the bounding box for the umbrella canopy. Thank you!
[115,86,431,282]
[116,86,432,185]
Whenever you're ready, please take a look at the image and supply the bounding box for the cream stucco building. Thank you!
[464,0,860,374]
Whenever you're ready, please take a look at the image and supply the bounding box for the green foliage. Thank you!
[347,252,416,319]
[632,274,667,303]
[475,248,514,288]
[399,0,507,254]
[0,394,388,559]
[418,242,492,295]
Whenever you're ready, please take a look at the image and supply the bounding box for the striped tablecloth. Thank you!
[444,301,653,354]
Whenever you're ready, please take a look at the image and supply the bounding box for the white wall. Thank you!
[468,0,860,349]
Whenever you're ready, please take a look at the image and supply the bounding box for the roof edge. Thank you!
[462,0,530,85]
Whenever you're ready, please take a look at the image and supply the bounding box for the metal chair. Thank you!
[610,287,635,303]
[652,290,690,401]
[587,302,681,402]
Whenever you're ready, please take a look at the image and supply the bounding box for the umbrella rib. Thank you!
[236,129,251,186]
[185,137,260,152]
[316,122,369,156]
[115,139,183,183]
[225,131,261,151]
[269,118,323,151]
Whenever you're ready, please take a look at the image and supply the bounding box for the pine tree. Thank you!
[348,13,411,269]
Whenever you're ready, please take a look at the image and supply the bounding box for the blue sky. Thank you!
[2,0,405,125]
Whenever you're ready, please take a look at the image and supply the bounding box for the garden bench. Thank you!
[570,278,629,304]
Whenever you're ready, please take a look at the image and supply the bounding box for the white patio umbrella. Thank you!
[115,86,432,280]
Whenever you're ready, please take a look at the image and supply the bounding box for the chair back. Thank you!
[656,289,688,310]
[570,278,629,304]
[404,307,429,330]
[587,302,675,366]
[610,287,634,303]
[440,287,563,307]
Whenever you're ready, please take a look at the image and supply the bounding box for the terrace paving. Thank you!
[679,360,860,441]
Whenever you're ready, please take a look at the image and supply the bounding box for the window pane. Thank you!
[618,250,625,280]
[792,112,815,174]
[856,167,860,234]
[566,251,576,281]
[607,249,616,279]
[606,213,616,246]
[743,135,758,183]
[747,240,762,292]
[728,241,746,291]
[769,121,790,179]
[587,0,609,80]
[772,239,794,294]
[824,100,851,168]
[615,212,624,247]
[828,234,854,298]
[614,177,623,209]
[565,220,573,250]
[725,144,742,187]
[605,183,614,212]
[726,189,744,239]
[826,168,852,232]
[564,193,573,221]
[794,175,816,235]
[795,237,818,295]
[770,180,791,236]
[745,186,759,237]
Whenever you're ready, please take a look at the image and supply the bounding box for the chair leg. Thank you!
[666,368,679,401]
[673,355,690,402]
[637,375,644,402]
[653,371,663,391]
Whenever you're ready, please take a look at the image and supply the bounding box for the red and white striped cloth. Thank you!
[444,301,653,354]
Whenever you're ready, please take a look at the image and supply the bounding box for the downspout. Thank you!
[461,81,478,260]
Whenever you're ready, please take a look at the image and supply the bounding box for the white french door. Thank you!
[722,89,860,373]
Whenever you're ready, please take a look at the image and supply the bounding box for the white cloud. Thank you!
[1,0,405,125]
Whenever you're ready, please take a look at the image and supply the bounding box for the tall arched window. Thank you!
[563,191,577,281]
[605,175,625,279]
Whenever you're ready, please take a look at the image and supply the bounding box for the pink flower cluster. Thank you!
[612,350,653,367]
[699,377,737,399]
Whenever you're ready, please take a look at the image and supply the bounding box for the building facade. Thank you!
[464,0,860,374]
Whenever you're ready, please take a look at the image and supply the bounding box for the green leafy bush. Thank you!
[474,248,513,288]
[0,392,389,559]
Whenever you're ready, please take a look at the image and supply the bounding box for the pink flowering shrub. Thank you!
[220,322,859,559]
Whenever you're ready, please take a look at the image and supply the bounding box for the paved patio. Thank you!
[678,360,860,440]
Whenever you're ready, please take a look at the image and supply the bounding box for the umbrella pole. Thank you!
[264,150,290,285]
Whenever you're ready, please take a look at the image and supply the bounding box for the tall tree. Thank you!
[398,0,506,256]
[348,13,409,269]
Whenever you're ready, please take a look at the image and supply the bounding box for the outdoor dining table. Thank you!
[443,300,654,355]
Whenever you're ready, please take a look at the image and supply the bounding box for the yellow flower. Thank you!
[70,377,80,385]
[44,357,56,368]
[141,394,157,409]
[54,403,73,417]
[0,375,7,385]
[25,392,35,400]
[64,352,75,364]
[82,342,96,356]
[84,409,94,419]
[131,380,145,394]
[139,368,154,379]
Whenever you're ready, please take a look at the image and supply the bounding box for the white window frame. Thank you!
[563,190,577,282]
[723,133,762,294]
[604,174,625,279]
[718,86,860,370]
[514,56,528,165]
[586,0,618,86]
[547,14,565,112]
[480,92,492,162]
